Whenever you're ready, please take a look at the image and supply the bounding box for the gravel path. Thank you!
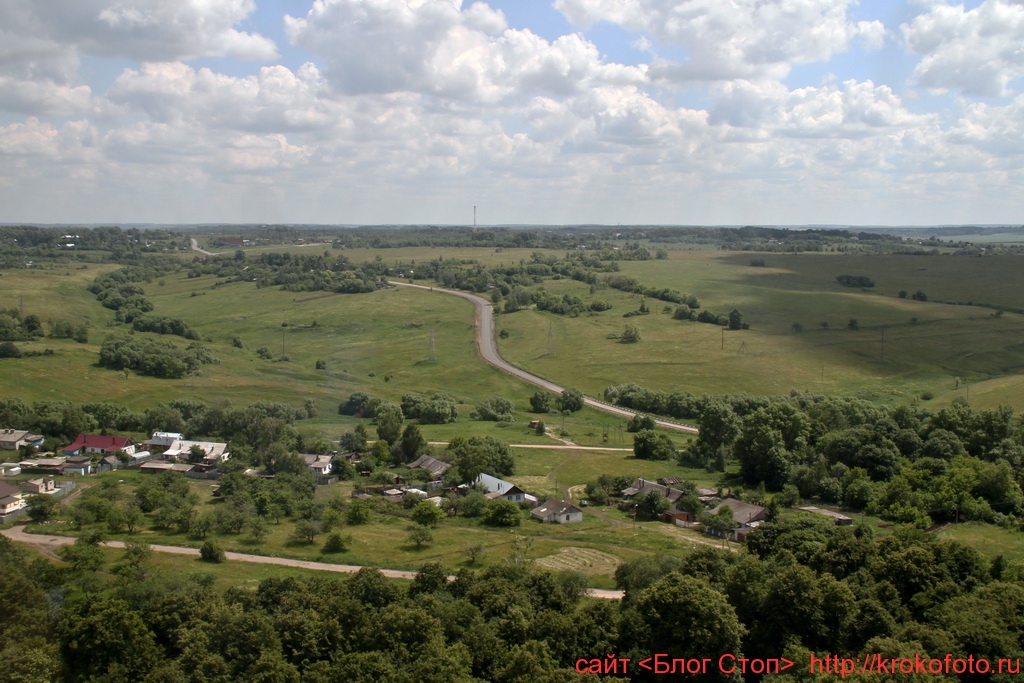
[2,525,624,599]
[389,281,698,435]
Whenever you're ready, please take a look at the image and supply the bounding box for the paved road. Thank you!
[390,281,698,435]
[1,525,624,600]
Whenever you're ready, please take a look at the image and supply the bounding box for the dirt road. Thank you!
[390,281,698,435]
[1,525,625,600]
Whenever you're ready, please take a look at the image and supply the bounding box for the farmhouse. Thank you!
[144,432,184,451]
[62,434,135,457]
[620,478,688,505]
[407,454,451,479]
[531,499,583,524]
[62,455,94,476]
[0,429,44,451]
[162,440,229,465]
[0,481,25,514]
[710,498,768,526]
[474,473,527,503]
[302,454,334,480]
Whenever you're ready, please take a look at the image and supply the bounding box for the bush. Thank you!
[621,324,641,343]
[199,540,225,563]
[323,532,353,554]
[529,391,552,413]
[474,396,515,422]
[0,341,21,358]
[483,499,522,527]
[315,359,327,370]
[558,387,585,413]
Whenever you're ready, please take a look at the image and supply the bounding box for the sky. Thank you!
[1,0,1022,226]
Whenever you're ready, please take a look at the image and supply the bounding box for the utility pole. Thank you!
[281,329,285,357]
[880,328,885,361]
[473,205,477,228]
[721,326,725,350]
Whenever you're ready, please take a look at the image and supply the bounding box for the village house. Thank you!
[61,455,94,476]
[302,454,334,477]
[531,499,584,524]
[0,429,45,451]
[407,454,451,480]
[162,439,229,465]
[474,473,528,503]
[620,478,689,505]
[0,481,25,515]
[705,498,769,543]
[62,434,135,457]
[20,477,57,495]
[143,432,184,452]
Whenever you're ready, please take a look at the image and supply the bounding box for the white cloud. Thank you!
[554,0,886,81]
[903,0,1024,97]
[1,0,277,62]
[284,0,645,101]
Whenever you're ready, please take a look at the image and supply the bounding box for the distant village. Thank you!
[0,427,853,537]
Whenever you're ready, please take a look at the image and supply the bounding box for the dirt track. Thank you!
[389,281,699,435]
[1,525,624,600]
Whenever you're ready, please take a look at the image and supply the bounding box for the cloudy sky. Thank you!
[1,0,1022,226]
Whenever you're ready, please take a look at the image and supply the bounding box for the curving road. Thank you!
[389,281,699,435]
[1,525,624,600]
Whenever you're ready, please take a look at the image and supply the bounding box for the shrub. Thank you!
[474,396,515,422]
[199,540,225,563]
[323,532,353,554]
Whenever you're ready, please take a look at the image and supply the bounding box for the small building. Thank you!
[798,506,853,526]
[62,434,135,457]
[20,477,57,495]
[144,432,184,451]
[0,481,25,514]
[62,455,94,476]
[96,455,122,472]
[710,498,768,526]
[19,456,66,473]
[302,454,334,477]
[0,429,45,451]
[407,454,451,479]
[620,478,688,505]
[139,461,195,474]
[661,510,694,524]
[531,499,583,524]
[162,440,229,465]
[0,463,22,476]
[475,473,527,503]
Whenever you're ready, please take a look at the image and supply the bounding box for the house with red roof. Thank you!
[62,434,135,457]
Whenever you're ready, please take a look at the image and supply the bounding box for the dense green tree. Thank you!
[411,500,446,528]
[374,402,404,445]
[473,396,516,422]
[529,391,552,413]
[483,499,522,527]
[399,424,427,464]
[631,574,745,681]
[557,387,585,413]
[632,429,676,460]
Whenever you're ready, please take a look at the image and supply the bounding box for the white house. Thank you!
[162,440,229,465]
[530,499,584,524]
[474,473,527,503]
